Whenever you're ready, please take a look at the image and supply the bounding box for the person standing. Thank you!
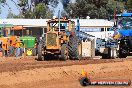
[15,40,21,57]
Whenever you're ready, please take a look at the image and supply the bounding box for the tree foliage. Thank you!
[31,0,58,7]
[127,0,132,11]
[0,0,6,14]
[0,0,6,3]
[7,10,14,18]
[62,0,127,19]
[16,0,58,18]
[1,0,131,18]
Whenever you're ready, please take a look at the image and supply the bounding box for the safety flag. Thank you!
[81,69,87,77]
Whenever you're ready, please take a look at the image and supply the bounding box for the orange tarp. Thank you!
[12,26,26,30]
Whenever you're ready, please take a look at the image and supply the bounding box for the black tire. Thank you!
[68,34,82,60]
[119,49,127,58]
[61,44,68,60]
[119,54,127,58]
[37,44,44,61]
[32,48,37,56]
[80,77,90,86]
[119,53,127,58]
[108,47,112,59]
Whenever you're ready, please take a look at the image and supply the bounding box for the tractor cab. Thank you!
[45,17,75,50]
[46,17,74,32]
[116,12,132,36]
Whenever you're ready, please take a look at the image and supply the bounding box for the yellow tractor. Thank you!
[37,17,82,60]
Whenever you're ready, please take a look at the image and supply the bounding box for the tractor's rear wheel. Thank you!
[37,44,44,61]
[61,44,68,60]
[68,35,82,60]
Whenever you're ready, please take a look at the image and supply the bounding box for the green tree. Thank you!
[0,0,6,14]
[7,10,13,18]
[127,0,132,11]
[114,0,132,11]
[32,0,59,8]
[34,3,47,18]
[16,0,58,18]
[62,0,125,19]
[0,0,6,3]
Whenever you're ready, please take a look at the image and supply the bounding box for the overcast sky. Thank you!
[0,0,63,19]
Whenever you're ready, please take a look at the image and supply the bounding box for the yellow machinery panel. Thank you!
[46,32,59,50]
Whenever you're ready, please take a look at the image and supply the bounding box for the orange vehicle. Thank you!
[0,25,22,56]
[0,37,10,56]
[9,36,21,47]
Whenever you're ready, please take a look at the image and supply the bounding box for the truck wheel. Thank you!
[68,35,82,60]
[37,44,44,61]
[61,44,68,60]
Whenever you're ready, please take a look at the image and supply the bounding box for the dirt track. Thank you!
[0,57,124,72]
[0,57,132,88]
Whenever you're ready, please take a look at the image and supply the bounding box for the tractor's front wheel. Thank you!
[37,44,44,61]
[61,44,68,60]
[118,49,127,58]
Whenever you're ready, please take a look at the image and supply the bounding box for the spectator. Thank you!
[15,40,21,57]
